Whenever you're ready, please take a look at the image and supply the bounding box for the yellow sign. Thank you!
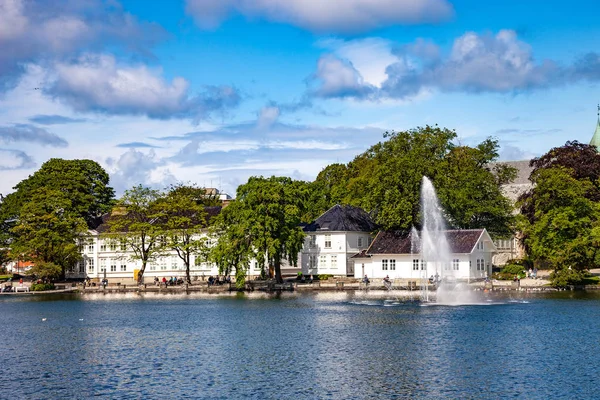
[133,269,140,281]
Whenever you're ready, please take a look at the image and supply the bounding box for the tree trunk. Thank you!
[137,261,147,284]
[274,259,283,284]
[185,253,192,284]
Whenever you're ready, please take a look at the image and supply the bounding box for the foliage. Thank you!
[28,262,62,281]
[308,126,515,236]
[493,263,526,280]
[31,283,56,291]
[10,189,86,278]
[317,274,334,280]
[210,176,307,284]
[0,158,114,229]
[155,184,211,284]
[103,185,164,284]
[518,159,600,286]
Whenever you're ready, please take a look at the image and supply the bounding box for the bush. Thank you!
[492,263,526,280]
[31,283,56,291]
[317,274,333,280]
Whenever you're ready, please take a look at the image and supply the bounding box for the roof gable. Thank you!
[303,204,376,233]
[367,229,485,255]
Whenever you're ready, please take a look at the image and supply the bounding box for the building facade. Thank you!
[353,229,496,281]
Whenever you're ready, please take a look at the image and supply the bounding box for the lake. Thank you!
[0,290,599,399]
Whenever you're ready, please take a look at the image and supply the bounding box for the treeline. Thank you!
[2,126,595,286]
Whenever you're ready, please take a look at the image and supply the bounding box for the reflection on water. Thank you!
[1,291,600,399]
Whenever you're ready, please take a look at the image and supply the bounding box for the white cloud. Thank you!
[48,54,241,120]
[311,54,374,98]
[0,0,164,90]
[185,0,453,34]
[0,148,34,170]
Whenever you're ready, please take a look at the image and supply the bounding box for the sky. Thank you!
[1,0,600,197]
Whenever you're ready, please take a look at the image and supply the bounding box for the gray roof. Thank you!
[360,229,484,256]
[303,204,376,233]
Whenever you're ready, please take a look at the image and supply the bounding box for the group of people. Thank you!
[207,275,231,286]
[1,278,25,292]
[154,276,184,287]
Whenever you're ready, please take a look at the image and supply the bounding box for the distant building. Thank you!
[301,205,377,277]
[352,229,496,281]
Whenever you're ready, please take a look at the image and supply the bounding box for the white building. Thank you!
[301,205,377,277]
[353,229,496,281]
[67,207,223,282]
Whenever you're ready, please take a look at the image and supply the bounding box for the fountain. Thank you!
[415,177,481,305]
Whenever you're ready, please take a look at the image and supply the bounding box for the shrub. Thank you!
[492,263,526,280]
[31,283,56,291]
[317,274,333,280]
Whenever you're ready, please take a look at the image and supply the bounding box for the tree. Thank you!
[210,200,253,288]
[518,166,600,286]
[103,185,163,284]
[10,188,87,278]
[309,125,515,236]
[0,158,114,229]
[211,176,307,284]
[155,184,212,284]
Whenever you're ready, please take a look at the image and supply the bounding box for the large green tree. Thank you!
[0,158,114,228]
[10,188,87,278]
[210,200,254,288]
[518,141,600,285]
[211,176,307,284]
[309,125,515,235]
[103,185,163,284]
[155,184,212,284]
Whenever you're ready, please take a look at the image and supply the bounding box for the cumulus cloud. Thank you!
[47,54,241,120]
[311,54,375,99]
[0,0,164,90]
[382,30,564,97]
[0,124,68,147]
[106,148,176,194]
[309,30,600,101]
[28,114,87,125]
[0,148,35,170]
[185,0,453,34]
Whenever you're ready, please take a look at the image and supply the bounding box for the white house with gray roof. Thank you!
[301,205,377,277]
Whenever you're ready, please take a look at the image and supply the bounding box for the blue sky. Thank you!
[1,0,599,196]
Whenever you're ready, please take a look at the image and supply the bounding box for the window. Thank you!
[100,242,106,252]
[320,255,327,267]
[87,240,94,253]
[476,241,484,250]
[110,263,117,272]
[389,259,396,271]
[160,259,167,270]
[194,256,202,267]
[120,239,127,251]
[120,264,127,272]
[171,257,178,270]
[99,259,106,272]
[358,237,363,248]
[453,259,459,270]
[324,234,332,249]
[87,259,94,272]
[421,261,426,270]
[443,262,450,271]
[206,238,213,247]
[412,259,420,271]
[109,241,117,251]
[382,259,388,270]
[79,261,85,274]
[477,259,485,271]
[309,255,317,269]
[331,255,337,269]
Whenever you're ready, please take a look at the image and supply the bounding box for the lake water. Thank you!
[1,290,599,399]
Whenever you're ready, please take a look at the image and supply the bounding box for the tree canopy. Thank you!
[519,141,600,285]
[309,125,515,236]
[211,176,307,284]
